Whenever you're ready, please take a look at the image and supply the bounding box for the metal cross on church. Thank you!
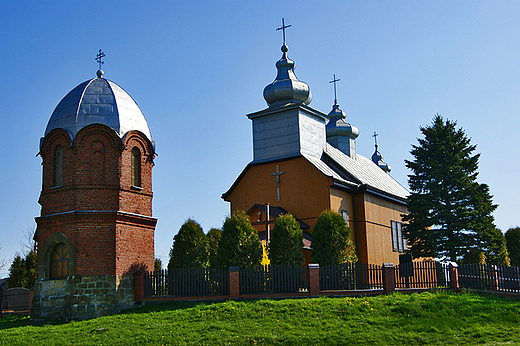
[270,165,285,202]
[277,18,291,45]
[373,131,379,146]
[329,74,341,102]
[95,49,106,70]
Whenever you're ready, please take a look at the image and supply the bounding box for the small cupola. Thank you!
[325,75,358,158]
[371,132,391,173]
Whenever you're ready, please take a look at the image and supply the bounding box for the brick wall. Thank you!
[34,124,156,314]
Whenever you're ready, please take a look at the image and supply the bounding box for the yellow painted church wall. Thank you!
[225,156,409,266]
[329,188,356,244]
[362,194,408,264]
[226,157,332,229]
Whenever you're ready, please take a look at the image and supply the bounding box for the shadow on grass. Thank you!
[0,315,31,330]
[120,299,225,316]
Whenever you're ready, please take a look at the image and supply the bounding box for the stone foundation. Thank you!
[31,275,134,321]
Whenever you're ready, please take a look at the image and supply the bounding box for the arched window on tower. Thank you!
[50,243,69,279]
[53,145,63,187]
[131,147,141,187]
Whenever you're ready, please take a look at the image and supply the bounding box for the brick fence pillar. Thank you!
[383,263,395,295]
[229,267,240,299]
[134,271,144,302]
[308,264,320,297]
[449,262,459,291]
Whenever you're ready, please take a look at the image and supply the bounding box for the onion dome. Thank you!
[326,100,359,139]
[372,144,391,173]
[263,44,312,108]
[44,70,152,145]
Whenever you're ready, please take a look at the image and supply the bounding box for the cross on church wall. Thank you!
[270,165,285,202]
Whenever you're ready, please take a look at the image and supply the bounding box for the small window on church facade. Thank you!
[391,221,407,253]
[50,243,69,279]
[341,210,348,224]
[131,147,141,187]
[53,145,63,187]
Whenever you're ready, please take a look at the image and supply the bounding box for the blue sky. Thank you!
[1,1,519,277]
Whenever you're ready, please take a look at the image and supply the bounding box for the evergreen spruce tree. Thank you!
[206,228,222,268]
[168,219,208,268]
[7,250,36,289]
[311,210,357,265]
[505,227,520,266]
[154,258,163,272]
[268,214,305,266]
[216,210,263,268]
[403,115,498,262]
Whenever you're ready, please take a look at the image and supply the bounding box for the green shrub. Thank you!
[311,210,357,265]
[168,219,208,268]
[206,228,222,268]
[216,210,262,268]
[506,227,520,266]
[268,214,304,266]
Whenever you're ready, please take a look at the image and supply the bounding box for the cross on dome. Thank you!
[373,131,379,147]
[276,18,291,46]
[329,74,341,103]
[96,49,106,78]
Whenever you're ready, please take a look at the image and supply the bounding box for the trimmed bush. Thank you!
[311,210,357,265]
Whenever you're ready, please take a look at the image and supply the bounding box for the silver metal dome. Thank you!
[44,72,152,143]
[326,101,359,139]
[263,45,312,108]
[372,145,391,173]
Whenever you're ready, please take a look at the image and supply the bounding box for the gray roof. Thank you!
[44,75,152,143]
[302,143,409,200]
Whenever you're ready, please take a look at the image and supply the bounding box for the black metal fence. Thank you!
[142,262,520,299]
[395,261,450,289]
[240,264,309,294]
[320,262,383,290]
[459,264,520,293]
[0,288,31,312]
[144,267,229,297]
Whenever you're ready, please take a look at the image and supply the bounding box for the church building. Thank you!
[222,37,409,265]
[32,56,157,320]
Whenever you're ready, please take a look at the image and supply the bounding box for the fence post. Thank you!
[489,265,499,291]
[229,267,240,299]
[308,264,320,296]
[449,262,459,291]
[134,270,145,303]
[383,263,395,295]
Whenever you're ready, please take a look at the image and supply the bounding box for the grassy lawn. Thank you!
[1,291,519,345]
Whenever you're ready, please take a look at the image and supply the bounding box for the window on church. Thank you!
[50,243,69,279]
[53,145,63,187]
[391,221,407,253]
[131,147,141,187]
[341,210,348,224]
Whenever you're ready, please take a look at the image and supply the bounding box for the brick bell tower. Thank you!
[32,60,157,320]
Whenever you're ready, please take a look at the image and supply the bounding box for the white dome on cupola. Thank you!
[43,70,152,147]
